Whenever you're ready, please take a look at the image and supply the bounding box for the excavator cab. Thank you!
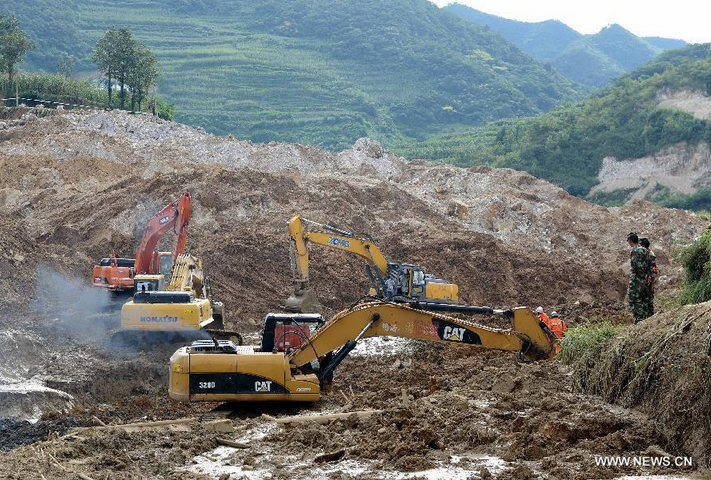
[260,313,325,353]
[133,274,164,294]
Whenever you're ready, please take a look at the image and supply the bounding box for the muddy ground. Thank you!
[0,109,708,479]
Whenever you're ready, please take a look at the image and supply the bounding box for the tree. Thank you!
[0,14,34,92]
[57,54,75,78]
[93,26,119,106]
[93,27,136,108]
[113,28,135,109]
[126,42,159,111]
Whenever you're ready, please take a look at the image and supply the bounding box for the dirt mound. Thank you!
[0,109,704,324]
[573,301,711,464]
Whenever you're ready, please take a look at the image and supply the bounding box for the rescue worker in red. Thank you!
[548,311,567,339]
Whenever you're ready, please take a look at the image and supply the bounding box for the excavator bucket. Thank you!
[284,288,322,313]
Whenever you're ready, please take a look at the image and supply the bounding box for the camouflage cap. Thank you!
[640,237,650,248]
[627,232,638,242]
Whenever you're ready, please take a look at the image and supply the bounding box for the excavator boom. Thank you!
[289,301,553,368]
[134,192,192,275]
[92,192,192,291]
[285,215,458,312]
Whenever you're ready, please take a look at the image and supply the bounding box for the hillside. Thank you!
[6,0,580,149]
[446,4,686,88]
[396,44,711,203]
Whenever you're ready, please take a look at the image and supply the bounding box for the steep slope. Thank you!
[6,0,580,149]
[397,44,711,201]
[446,4,686,88]
[552,40,626,87]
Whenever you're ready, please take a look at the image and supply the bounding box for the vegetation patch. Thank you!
[400,44,711,197]
[677,228,711,305]
[585,188,638,207]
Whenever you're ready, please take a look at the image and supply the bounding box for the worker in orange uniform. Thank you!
[537,306,563,353]
[535,306,552,329]
[548,311,567,339]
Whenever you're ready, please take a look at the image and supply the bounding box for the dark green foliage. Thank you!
[447,4,685,89]
[655,188,711,212]
[0,13,35,89]
[552,40,625,87]
[3,1,90,72]
[588,24,658,71]
[678,228,711,304]
[397,45,711,196]
[445,4,582,61]
[585,188,638,207]
[0,71,170,115]
[5,0,582,148]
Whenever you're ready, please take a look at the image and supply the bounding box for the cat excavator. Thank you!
[169,300,557,403]
[91,192,192,292]
[285,215,459,312]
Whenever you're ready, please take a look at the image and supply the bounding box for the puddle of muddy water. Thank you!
[0,378,74,421]
[186,420,509,480]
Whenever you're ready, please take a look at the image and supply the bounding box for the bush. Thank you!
[677,229,711,305]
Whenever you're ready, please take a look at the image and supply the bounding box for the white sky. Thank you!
[431,0,711,43]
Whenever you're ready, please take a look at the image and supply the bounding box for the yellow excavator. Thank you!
[113,254,238,346]
[285,215,459,312]
[169,300,557,403]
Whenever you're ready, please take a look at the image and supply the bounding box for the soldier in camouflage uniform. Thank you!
[627,232,652,323]
[640,237,657,318]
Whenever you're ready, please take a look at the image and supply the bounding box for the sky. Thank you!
[431,0,711,43]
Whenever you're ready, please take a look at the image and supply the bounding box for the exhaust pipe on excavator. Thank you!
[284,288,322,313]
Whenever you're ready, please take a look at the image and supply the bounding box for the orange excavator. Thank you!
[92,192,192,293]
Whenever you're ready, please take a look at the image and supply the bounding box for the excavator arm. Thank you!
[289,302,556,374]
[286,215,389,311]
[134,192,192,275]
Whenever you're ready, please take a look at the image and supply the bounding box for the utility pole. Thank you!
[15,79,19,107]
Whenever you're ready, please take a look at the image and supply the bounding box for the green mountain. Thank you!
[444,4,582,61]
[6,0,581,148]
[446,4,686,88]
[395,44,711,200]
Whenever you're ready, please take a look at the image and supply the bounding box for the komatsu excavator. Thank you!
[113,253,240,346]
[169,300,557,403]
[285,215,459,312]
[91,192,192,292]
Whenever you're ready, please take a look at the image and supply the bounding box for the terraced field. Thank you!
[14,0,581,148]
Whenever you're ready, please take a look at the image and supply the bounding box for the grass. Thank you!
[558,322,625,366]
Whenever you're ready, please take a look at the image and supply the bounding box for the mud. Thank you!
[0,109,707,478]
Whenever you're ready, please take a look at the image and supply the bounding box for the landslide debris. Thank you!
[0,109,704,326]
[0,108,708,478]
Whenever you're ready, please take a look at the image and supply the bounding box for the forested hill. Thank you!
[396,44,711,204]
[7,0,581,149]
[446,3,686,88]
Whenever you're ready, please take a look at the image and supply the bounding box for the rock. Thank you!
[352,137,383,158]
[448,200,469,218]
